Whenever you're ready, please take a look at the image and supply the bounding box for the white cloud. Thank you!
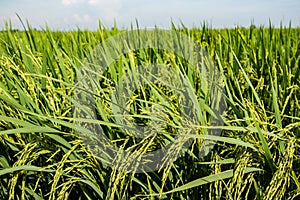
[88,0,122,22]
[61,0,121,7]
[87,0,98,5]
[62,0,80,6]
[61,0,122,22]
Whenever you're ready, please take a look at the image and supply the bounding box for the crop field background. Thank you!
[0,21,300,199]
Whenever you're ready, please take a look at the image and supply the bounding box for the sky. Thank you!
[0,0,299,30]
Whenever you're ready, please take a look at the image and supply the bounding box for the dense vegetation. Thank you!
[0,22,299,199]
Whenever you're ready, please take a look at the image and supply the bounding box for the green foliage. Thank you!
[0,22,299,199]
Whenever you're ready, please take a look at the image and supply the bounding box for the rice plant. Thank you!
[0,21,299,199]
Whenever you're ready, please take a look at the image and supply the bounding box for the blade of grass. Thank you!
[163,167,263,194]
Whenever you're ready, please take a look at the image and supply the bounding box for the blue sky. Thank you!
[0,0,299,30]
